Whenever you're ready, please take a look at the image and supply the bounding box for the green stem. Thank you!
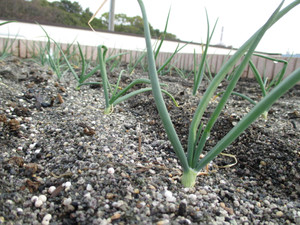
[191,1,282,168]
[195,66,300,171]
[137,0,189,173]
[181,168,198,188]
[98,45,110,110]
[187,0,299,167]
[249,60,267,97]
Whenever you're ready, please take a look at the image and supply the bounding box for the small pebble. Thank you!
[63,197,72,206]
[38,195,47,203]
[260,161,267,166]
[63,181,72,191]
[86,184,93,191]
[16,208,23,215]
[42,214,52,225]
[84,192,91,199]
[199,189,207,195]
[29,143,36,149]
[276,211,284,217]
[31,196,38,203]
[189,194,197,201]
[136,201,146,208]
[220,180,226,185]
[234,200,240,207]
[157,219,170,225]
[48,186,56,194]
[164,190,173,198]
[111,212,121,220]
[103,146,110,152]
[35,199,43,208]
[106,193,114,199]
[6,199,14,205]
[108,167,115,174]
[164,190,176,202]
[220,202,226,208]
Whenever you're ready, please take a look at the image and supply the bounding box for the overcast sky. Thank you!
[50,0,300,54]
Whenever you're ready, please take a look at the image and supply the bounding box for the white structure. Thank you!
[0,20,234,55]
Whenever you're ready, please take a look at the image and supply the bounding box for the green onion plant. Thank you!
[0,35,18,61]
[250,53,288,91]
[0,21,16,26]
[59,42,102,90]
[39,25,69,80]
[40,25,102,88]
[223,53,289,120]
[173,65,193,79]
[137,0,300,187]
[128,9,188,76]
[128,50,147,75]
[97,45,178,114]
[193,11,218,95]
[62,42,127,89]
[29,41,49,66]
[0,21,18,61]
[154,9,189,75]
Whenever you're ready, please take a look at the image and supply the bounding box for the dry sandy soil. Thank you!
[0,56,299,225]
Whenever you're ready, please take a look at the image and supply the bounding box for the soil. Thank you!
[0,56,299,225]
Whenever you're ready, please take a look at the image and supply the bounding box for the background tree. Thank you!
[0,0,178,40]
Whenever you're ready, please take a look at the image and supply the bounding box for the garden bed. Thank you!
[0,56,299,225]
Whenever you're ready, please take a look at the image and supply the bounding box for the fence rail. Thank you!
[1,37,300,81]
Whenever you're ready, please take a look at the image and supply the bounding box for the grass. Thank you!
[137,0,300,187]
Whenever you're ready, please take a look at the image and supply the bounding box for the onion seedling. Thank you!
[0,21,16,26]
[63,42,102,90]
[193,10,218,95]
[221,53,289,120]
[29,41,49,66]
[0,21,18,61]
[248,54,288,119]
[137,0,300,187]
[39,25,69,80]
[97,45,178,114]
[154,8,189,75]
[88,2,187,76]
[40,25,125,89]
[57,42,126,90]
[128,50,147,75]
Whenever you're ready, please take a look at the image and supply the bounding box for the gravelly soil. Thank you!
[0,56,299,225]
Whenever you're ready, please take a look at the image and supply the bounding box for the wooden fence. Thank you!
[1,37,300,81]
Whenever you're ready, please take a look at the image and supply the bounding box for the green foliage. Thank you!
[125,9,187,76]
[58,42,102,89]
[39,24,70,80]
[0,0,177,39]
[137,0,300,188]
[193,11,218,95]
[0,21,17,60]
[226,53,289,120]
[54,0,82,14]
[100,12,177,39]
[97,45,178,114]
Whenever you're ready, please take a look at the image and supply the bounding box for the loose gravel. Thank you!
[0,56,299,225]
